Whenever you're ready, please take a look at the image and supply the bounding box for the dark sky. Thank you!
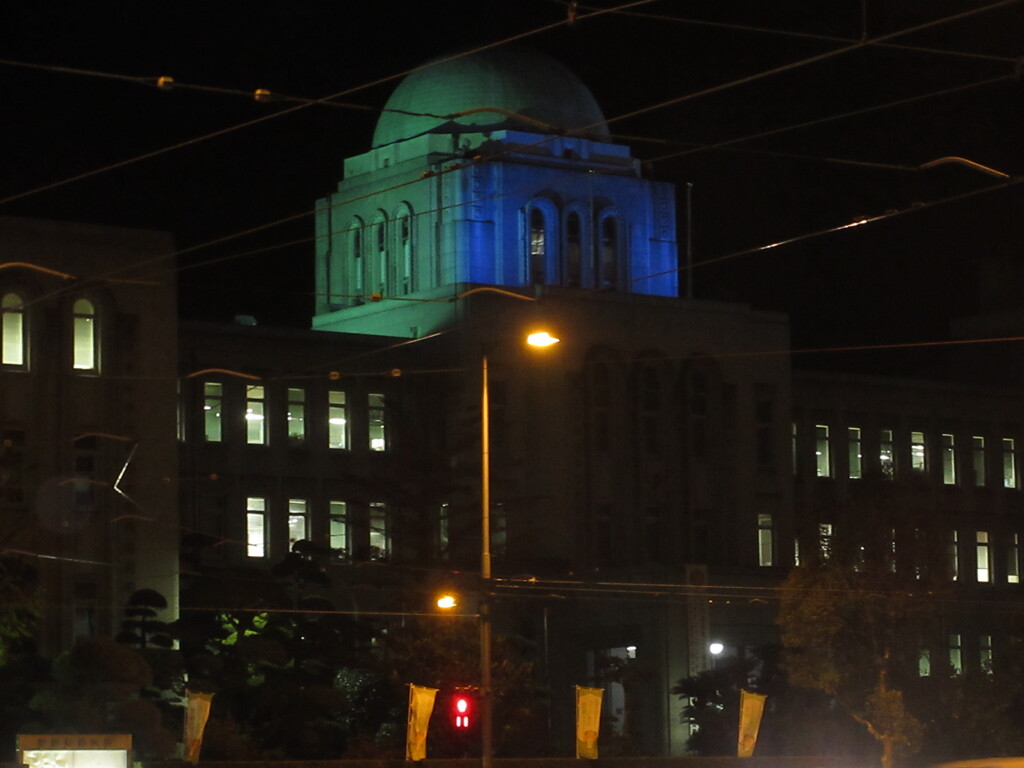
[4,1,1023,372]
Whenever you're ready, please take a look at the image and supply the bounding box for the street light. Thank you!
[480,329,559,768]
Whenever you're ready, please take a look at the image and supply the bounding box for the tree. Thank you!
[0,556,40,667]
[778,562,936,768]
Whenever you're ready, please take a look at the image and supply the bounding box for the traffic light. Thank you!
[452,693,472,729]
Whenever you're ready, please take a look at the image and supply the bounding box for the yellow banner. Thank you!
[406,684,438,761]
[575,686,603,759]
[737,689,767,757]
[183,690,214,764]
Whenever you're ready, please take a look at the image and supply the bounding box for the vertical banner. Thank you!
[737,689,767,757]
[406,684,438,761]
[183,690,214,763]
[575,686,603,759]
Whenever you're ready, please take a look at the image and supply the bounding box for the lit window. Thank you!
[1002,438,1017,488]
[1009,533,1021,584]
[203,382,223,442]
[599,215,619,289]
[973,436,986,486]
[288,499,309,549]
[1,293,26,368]
[328,391,348,449]
[368,393,387,451]
[329,501,348,555]
[977,531,991,583]
[246,497,267,558]
[72,298,97,371]
[369,502,389,559]
[848,427,862,479]
[757,513,773,567]
[980,634,993,675]
[287,387,306,442]
[911,431,926,472]
[815,425,831,477]
[880,428,895,479]
[793,536,801,566]
[949,634,963,676]
[529,208,546,285]
[819,523,833,562]
[942,433,956,484]
[918,648,931,677]
[949,531,960,581]
[887,527,897,573]
[245,385,266,445]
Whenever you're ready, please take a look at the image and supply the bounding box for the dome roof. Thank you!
[372,47,610,148]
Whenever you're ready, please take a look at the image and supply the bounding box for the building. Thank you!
[0,216,179,657]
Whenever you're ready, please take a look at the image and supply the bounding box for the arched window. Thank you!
[72,298,97,372]
[599,215,619,289]
[373,214,388,294]
[566,212,582,288]
[395,206,413,294]
[529,208,546,286]
[1,292,26,368]
[349,219,365,298]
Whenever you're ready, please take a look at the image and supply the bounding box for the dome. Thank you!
[372,47,610,148]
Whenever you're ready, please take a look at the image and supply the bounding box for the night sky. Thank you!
[4,1,1023,373]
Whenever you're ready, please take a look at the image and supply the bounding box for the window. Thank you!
[374,217,388,293]
[203,382,223,442]
[1,293,26,368]
[757,513,773,566]
[0,429,26,504]
[398,211,413,294]
[980,634,993,674]
[566,211,582,288]
[246,497,267,558]
[755,398,774,468]
[880,428,895,479]
[815,425,831,477]
[492,502,508,558]
[949,634,963,676]
[793,536,801,567]
[911,431,926,472]
[288,499,309,549]
[328,391,348,449]
[598,215,619,289]
[941,433,956,484]
[977,531,991,583]
[1002,438,1017,488]
[848,427,862,479]
[949,531,960,581]
[329,501,348,555]
[369,502,389,559]
[350,219,364,296]
[1009,533,1021,584]
[245,385,266,445]
[529,208,546,285]
[638,364,661,454]
[72,436,97,509]
[973,436,986,486]
[368,393,387,451]
[438,503,450,560]
[819,523,833,562]
[72,298,97,371]
[918,648,931,677]
[887,527,898,573]
[287,387,306,442]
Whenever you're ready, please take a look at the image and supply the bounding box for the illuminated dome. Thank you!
[372,47,610,148]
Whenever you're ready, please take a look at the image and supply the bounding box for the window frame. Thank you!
[72,297,99,373]
[1,292,27,369]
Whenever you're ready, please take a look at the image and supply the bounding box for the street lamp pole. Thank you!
[480,352,494,768]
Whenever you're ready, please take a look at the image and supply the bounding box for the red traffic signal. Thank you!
[452,694,472,729]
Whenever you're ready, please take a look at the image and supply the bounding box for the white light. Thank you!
[709,642,724,656]
[329,418,347,425]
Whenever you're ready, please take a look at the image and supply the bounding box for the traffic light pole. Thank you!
[480,353,494,768]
